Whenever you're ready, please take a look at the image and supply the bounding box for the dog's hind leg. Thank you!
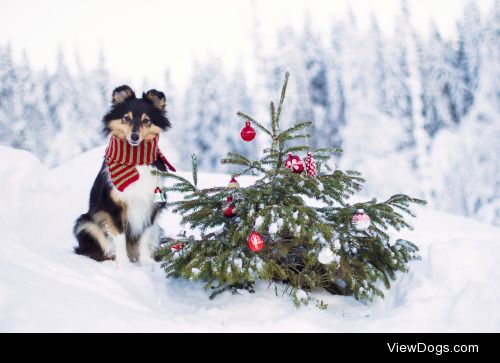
[137,225,160,264]
[74,214,114,261]
[112,233,129,264]
[125,233,140,263]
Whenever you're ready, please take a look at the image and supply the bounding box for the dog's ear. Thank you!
[143,89,166,112]
[112,85,136,106]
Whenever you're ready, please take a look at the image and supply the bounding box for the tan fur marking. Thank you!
[108,117,133,139]
[75,221,111,254]
[144,91,166,110]
[142,124,163,140]
[110,189,126,206]
[93,211,120,237]
[113,88,134,105]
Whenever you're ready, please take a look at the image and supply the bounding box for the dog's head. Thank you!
[103,85,171,146]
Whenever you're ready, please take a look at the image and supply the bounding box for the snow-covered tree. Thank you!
[0,44,18,146]
[183,59,230,171]
[43,49,80,165]
[420,24,455,137]
[384,2,415,150]
[328,22,347,132]
[482,0,500,111]
[455,1,482,117]
[369,14,389,115]
[11,53,50,155]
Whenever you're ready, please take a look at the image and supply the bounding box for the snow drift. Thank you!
[0,146,499,332]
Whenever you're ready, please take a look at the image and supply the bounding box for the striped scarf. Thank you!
[104,136,176,192]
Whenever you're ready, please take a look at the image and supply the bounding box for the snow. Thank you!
[318,247,337,265]
[233,258,243,272]
[254,216,265,228]
[0,145,500,332]
[295,289,308,302]
[269,223,279,235]
[191,268,201,276]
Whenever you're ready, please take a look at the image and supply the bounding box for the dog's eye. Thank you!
[122,115,131,123]
[143,118,151,125]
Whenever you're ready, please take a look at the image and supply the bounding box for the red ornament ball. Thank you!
[305,152,317,177]
[223,197,236,218]
[171,242,187,253]
[240,121,256,142]
[285,152,304,173]
[248,231,265,252]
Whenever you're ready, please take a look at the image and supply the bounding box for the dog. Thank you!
[74,85,175,262]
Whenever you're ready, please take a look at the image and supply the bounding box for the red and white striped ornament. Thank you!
[351,209,371,232]
[304,152,317,177]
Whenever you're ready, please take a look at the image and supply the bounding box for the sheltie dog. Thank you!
[74,85,174,262]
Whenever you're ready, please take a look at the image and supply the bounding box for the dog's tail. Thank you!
[74,214,110,261]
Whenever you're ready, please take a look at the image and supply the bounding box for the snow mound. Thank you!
[0,146,499,332]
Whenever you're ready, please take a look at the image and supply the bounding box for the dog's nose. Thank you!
[131,133,140,143]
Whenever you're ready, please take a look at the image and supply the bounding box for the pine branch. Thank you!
[191,153,198,187]
[237,111,272,137]
[284,145,310,154]
[275,71,290,126]
[279,134,310,143]
[152,170,197,192]
[270,102,277,136]
[278,121,313,141]
[313,147,343,155]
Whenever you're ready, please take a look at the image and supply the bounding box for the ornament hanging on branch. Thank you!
[223,197,236,218]
[154,187,166,203]
[240,121,256,142]
[171,242,187,253]
[228,176,240,189]
[285,152,304,174]
[248,231,265,252]
[304,152,317,177]
[351,209,371,232]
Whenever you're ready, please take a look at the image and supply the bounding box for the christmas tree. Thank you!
[154,72,425,305]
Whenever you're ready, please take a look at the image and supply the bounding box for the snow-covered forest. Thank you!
[0,0,498,226]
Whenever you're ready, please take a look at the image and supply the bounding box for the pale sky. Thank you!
[0,0,494,89]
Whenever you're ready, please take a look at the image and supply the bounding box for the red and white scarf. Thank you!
[104,136,176,192]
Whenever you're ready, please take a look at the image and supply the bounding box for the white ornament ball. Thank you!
[318,246,335,265]
[352,208,371,232]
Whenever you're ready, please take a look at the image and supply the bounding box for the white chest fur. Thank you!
[113,165,158,236]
